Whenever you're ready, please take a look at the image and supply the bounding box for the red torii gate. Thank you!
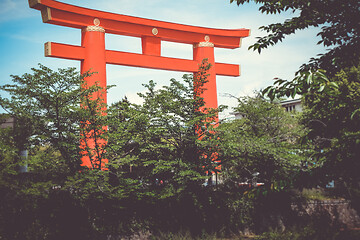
[29,0,250,167]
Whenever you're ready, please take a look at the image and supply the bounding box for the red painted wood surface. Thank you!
[79,28,107,168]
[45,42,240,76]
[29,0,249,48]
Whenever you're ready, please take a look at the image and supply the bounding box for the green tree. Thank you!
[106,68,222,199]
[230,0,360,74]
[0,64,149,238]
[230,1,360,202]
[300,64,360,196]
[231,0,359,101]
[0,64,106,172]
[0,65,112,239]
[99,65,229,235]
[218,95,308,191]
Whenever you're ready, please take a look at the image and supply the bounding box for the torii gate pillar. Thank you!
[193,42,217,110]
[81,26,107,102]
[80,25,107,167]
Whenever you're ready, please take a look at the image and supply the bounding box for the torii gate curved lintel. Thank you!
[29,0,249,105]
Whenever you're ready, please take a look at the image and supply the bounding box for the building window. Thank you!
[285,104,296,112]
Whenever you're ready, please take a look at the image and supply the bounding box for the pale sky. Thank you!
[0,0,326,118]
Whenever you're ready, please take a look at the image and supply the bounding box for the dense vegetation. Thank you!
[1,62,359,239]
[231,0,360,212]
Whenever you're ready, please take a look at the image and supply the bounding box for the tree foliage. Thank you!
[300,64,360,192]
[0,64,103,172]
[230,1,360,201]
[231,0,360,103]
[230,0,360,73]
[262,69,338,101]
[0,63,229,238]
[105,64,222,199]
[218,95,308,192]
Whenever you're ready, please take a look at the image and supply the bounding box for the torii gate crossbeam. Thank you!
[29,0,250,167]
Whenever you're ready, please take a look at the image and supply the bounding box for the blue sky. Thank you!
[0,0,326,118]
